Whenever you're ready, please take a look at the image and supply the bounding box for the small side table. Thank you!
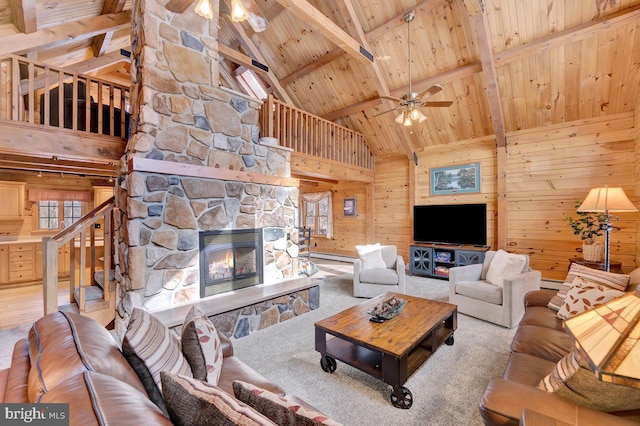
[568,257,623,274]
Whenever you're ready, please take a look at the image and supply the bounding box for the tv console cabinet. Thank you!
[409,243,489,279]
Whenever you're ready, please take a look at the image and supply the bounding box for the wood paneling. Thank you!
[505,112,637,280]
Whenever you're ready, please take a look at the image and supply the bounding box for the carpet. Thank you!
[232,273,517,426]
[0,323,31,369]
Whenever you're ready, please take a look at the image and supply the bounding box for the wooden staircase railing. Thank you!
[43,197,116,326]
[0,54,130,139]
[260,94,374,170]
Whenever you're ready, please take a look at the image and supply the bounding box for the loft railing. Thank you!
[0,54,130,138]
[260,94,374,169]
[43,197,116,324]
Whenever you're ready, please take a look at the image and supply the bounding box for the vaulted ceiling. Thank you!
[1,0,639,158]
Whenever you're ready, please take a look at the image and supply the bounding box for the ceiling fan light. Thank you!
[395,111,405,124]
[194,0,214,19]
[230,0,249,22]
[417,109,428,123]
[403,115,412,126]
[409,108,420,121]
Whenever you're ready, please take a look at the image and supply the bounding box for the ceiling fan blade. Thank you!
[380,95,403,103]
[166,0,194,13]
[422,100,453,108]
[372,107,400,117]
[418,84,444,98]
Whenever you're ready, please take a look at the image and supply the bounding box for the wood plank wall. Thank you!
[373,155,411,261]
[415,136,498,250]
[299,180,371,258]
[505,112,637,280]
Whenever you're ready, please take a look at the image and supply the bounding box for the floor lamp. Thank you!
[577,186,638,272]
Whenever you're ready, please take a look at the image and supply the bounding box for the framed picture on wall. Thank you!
[343,198,356,217]
[430,163,481,195]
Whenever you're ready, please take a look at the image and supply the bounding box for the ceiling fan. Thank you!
[375,12,453,126]
[165,0,268,33]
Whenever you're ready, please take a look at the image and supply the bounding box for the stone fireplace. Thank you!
[200,229,263,297]
[112,0,312,339]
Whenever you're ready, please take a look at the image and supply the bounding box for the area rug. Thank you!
[232,273,516,426]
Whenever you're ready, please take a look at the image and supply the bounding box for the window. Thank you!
[301,193,332,237]
[37,200,84,230]
[235,67,268,101]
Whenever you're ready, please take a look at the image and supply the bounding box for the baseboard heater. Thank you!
[310,253,356,263]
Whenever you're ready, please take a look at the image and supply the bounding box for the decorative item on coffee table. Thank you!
[367,296,407,321]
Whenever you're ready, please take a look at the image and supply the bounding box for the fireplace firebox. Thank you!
[199,229,263,298]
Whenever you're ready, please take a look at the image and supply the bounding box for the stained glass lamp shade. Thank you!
[564,291,640,388]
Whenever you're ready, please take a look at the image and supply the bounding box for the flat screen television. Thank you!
[413,204,487,246]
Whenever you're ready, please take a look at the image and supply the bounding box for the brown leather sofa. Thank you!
[0,311,291,424]
[480,287,640,425]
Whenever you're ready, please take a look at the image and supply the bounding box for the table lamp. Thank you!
[577,186,637,272]
[564,290,640,388]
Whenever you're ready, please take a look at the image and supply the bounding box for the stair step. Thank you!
[83,299,110,313]
[58,303,80,314]
[73,285,104,303]
[94,269,115,289]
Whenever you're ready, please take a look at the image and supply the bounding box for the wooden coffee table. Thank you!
[314,292,457,409]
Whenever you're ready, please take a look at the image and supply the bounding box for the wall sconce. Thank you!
[194,0,214,19]
[230,0,249,22]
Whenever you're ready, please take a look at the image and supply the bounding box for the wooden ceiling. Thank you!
[1,0,639,157]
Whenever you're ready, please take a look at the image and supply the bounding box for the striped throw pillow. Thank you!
[123,308,192,391]
[547,263,629,311]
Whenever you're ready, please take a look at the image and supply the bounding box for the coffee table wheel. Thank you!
[320,354,337,374]
[390,386,413,409]
[445,334,454,346]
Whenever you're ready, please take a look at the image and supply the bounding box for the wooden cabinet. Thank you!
[0,181,26,220]
[0,246,9,284]
[9,243,35,282]
[410,244,488,279]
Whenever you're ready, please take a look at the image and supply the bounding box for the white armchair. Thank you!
[353,245,406,298]
[449,250,541,328]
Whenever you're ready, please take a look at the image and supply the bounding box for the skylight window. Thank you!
[235,67,268,101]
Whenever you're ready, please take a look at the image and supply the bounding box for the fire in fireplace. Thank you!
[199,229,263,298]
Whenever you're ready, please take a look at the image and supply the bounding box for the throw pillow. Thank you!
[233,380,342,426]
[161,372,276,426]
[556,277,625,320]
[547,263,630,311]
[485,249,527,287]
[538,349,640,412]
[182,306,224,385]
[122,308,192,392]
[355,243,383,271]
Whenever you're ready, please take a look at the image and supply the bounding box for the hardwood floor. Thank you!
[0,282,70,329]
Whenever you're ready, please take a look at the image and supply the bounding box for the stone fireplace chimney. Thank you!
[114,0,300,338]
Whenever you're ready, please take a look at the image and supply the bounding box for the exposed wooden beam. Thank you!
[222,9,294,105]
[273,0,374,65]
[9,0,37,34]
[323,62,482,121]
[464,2,506,147]
[0,153,118,177]
[495,3,640,66]
[165,0,194,13]
[0,10,132,56]
[335,0,414,159]
[218,44,270,74]
[91,0,127,58]
[364,0,448,42]
[19,50,131,94]
[280,49,346,86]
[64,50,131,75]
